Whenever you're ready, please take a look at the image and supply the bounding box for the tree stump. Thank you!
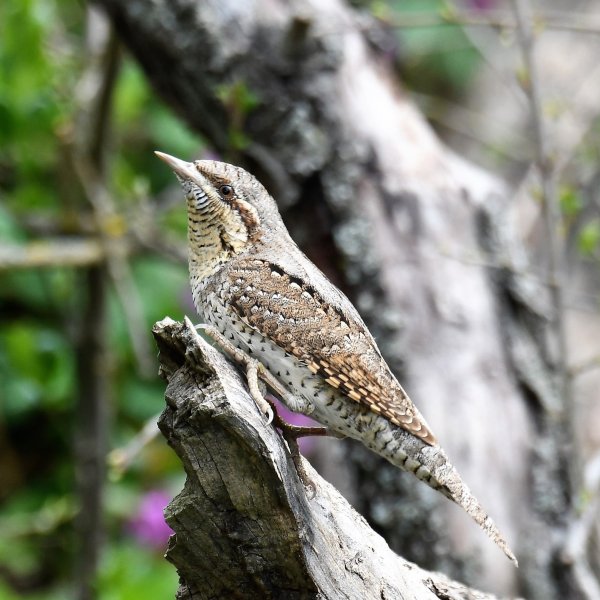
[153,317,510,600]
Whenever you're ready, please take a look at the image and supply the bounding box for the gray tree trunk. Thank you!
[94,0,582,597]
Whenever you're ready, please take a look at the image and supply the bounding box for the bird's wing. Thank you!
[224,258,436,445]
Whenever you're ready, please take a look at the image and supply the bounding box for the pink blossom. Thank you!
[126,490,173,550]
[468,0,497,10]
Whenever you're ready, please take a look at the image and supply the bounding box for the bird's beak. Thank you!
[154,151,200,182]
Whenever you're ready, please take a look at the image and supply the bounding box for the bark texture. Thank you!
[94,0,582,597]
[153,317,510,600]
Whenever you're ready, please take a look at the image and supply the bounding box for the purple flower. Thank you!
[468,0,497,11]
[126,490,174,550]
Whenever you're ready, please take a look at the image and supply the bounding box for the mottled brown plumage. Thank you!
[155,150,518,565]
[225,258,435,443]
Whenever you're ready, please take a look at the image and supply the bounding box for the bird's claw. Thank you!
[254,392,274,425]
[186,317,320,494]
[264,404,274,425]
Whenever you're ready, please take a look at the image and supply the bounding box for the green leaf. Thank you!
[217,80,260,116]
[559,185,582,218]
[0,321,74,416]
[578,219,600,257]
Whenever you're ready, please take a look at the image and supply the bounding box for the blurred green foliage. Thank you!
[1,0,199,596]
[578,219,600,257]
[216,80,261,150]
[372,0,481,96]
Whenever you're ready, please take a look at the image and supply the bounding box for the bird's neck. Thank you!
[187,208,251,283]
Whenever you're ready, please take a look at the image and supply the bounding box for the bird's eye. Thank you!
[219,185,233,197]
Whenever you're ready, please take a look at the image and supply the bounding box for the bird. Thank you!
[155,150,517,566]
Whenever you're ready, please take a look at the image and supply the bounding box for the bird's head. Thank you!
[156,151,286,258]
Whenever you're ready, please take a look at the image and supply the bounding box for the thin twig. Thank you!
[512,1,598,597]
[513,60,600,214]
[75,180,155,375]
[131,229,188,263]
[73,264,108,600]
[72,25,155,377]
[361,8,600,36]
[70,8,156,377]
[0,239,104,269]
[106,256,156,376]
[107,414,161,477]
[433,245,600,311]
[72,9,116,600]
[511,0,569,407]
[569,355,600,378]
[412,92,530,161]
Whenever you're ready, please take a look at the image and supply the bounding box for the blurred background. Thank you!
[1,0,600,598]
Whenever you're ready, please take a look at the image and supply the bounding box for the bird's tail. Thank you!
[380,432,518,566]
[430,453,518,566]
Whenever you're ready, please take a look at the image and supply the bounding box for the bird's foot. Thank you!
[192,319,317,427]
[190,319,275,423]
[266,397,340,495]
[245,359,274,424]
[189,318,342,493]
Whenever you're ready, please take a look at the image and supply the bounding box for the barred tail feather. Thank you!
[380,429,518,566]
[431,454,519,567]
